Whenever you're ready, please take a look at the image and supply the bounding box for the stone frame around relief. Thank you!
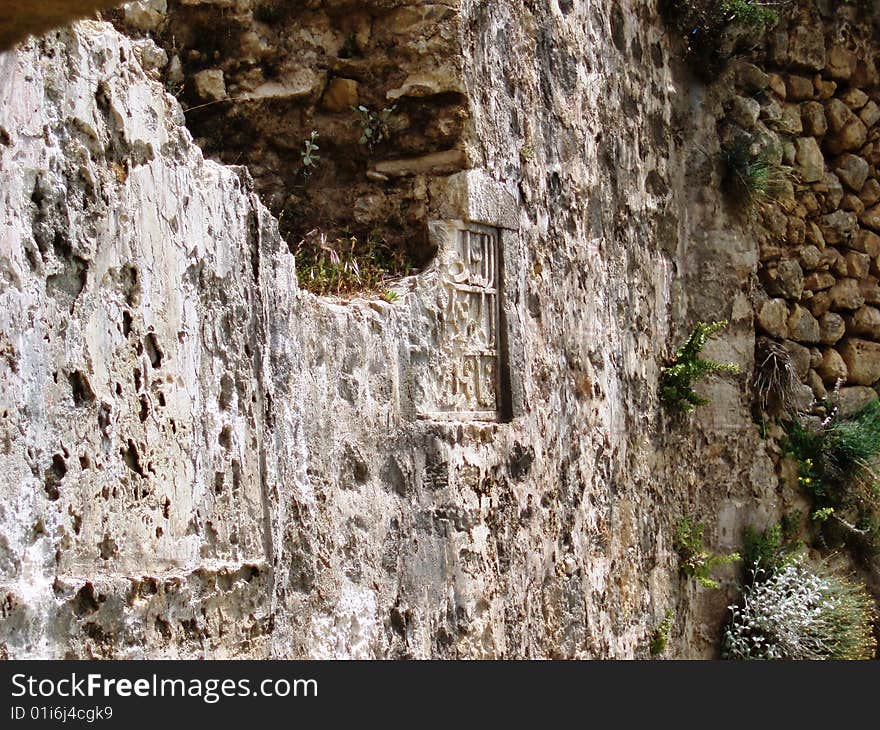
[408,172,525,424]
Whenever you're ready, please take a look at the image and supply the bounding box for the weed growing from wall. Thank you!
[673,518,741,589]
[723,135,791,210]
[293,229,412,297]
[660,320,741,413]
[353,105,397,152]
[784,400,880,555]
[650,609,675,656]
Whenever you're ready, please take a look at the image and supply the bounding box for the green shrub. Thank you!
[660,321,741,413]
[723,557,877,660]
[673,518,741,589]
[784,400,880,513]
[650,609,675,656]
[723,136,790,209]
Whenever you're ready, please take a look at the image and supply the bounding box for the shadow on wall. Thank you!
[0,0,124,50]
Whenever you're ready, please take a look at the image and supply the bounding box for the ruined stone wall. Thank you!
[735,6,880,418]
[0,0,821,659]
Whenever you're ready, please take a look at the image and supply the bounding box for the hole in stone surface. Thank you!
[122,310,133,337]
[121,440,145,477]
[44,454,66,501]
[133,368,142,391]
[218,425,232,450]
[143,333,162,369]
[97,534,118,560]
[68,370,96,407]
[71,582,101,617]
[138,395,149,423]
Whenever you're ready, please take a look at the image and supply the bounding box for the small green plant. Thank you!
[353,104,397,151]
[660,320,740,413]
[293,229,409,297]
[381,290,399,303]
[650,609,675,656]
[300,130,321,177]
[812,507,835,523]
[673,518,741,589]
[723,136,790,209]
[723,557,877,660]
[785,400,880,512]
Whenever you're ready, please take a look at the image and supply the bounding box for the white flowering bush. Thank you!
[723,558,876,660]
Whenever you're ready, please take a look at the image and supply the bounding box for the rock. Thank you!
[806,221,826,249]
[784,340,813,379]
[808,291,832,317]
[817,347,848,384]
[828,118,868,155]
[386,71,465,100]
[834,153,869,192]
[321,77,359,112]
[846,250,871,278]
[193,68,226,102]
[799,244,821,269]
[166,54,184,86]
[805,271,836,291]
[859,101,880,128]
[853,58,880,88]
[726,95,760,129]
[734,62,769,93]
[795,137,824,183]
[819,312,846,344]
[851,228,880,256]
[788,218,806,246]
[815,78,837,100]
[817,171,844,209]
[829,278,865,311]
[859,178,880,207]
[781,103,803,135]
[787,305,821,343]
[836,386,878,416]
[818,210,857,245]
[841,88,869,110]
[123,0,167,32]
[841,193,865,214]
[370,149,468,178]
[768,73,787,98]
[786,75,815,101]
[808,369,828,400]
[787,26,826,71]
[762,259,804,299]
[826,98,858,134]
[859,204,880,232]
[825,46,857,81]
[757,298,790,338]
[839,338,880,384]
[846,305,880,338]
[860,277,880,305]
[801,101,827,136]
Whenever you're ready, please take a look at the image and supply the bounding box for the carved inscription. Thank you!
[423,224,502,420]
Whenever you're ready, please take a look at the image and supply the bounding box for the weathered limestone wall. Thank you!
[0,1,788,659]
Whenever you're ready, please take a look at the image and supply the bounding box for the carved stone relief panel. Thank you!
[418,222,505,421]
